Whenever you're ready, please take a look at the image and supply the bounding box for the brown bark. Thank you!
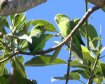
[0,0,47,16]
[87,0,105,7]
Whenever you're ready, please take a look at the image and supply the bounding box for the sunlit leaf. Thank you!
[45,34,54,41]
[12,58,27,79]
[18,34,32,43]
[70,60,89,69]
[17,56,24,63]
[81,45,95,64]
[0,62,5,76]
[80,24,98,49]
[32,20,56,32]
[53,72,80,80]
[100,63,105,77]
[72,69,89,79]
[25,55,67,66]
[50,47,62,62]
[94,77,103,84]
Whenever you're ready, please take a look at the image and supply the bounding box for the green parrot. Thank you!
[28,23,46,53]
[54,14,84,63]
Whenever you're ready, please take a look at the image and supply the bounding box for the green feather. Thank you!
[55,14,84,63]
[28,24,46,53]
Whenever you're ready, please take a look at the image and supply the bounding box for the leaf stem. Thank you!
[0,6,100,63]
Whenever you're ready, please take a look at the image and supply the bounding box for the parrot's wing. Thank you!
[28,34,46,53]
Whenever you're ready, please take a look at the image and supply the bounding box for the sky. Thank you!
[6,0,105,84]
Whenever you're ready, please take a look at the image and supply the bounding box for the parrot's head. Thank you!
[34,23,46,33]
[54,14,70,24]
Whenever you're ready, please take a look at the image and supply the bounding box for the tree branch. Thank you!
[0,0,47,16]
[0,6,100,63]
[19,6,100,55]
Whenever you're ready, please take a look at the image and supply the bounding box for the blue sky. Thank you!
[6,0,105,84]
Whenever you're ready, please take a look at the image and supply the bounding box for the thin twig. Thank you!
[0,6,100,63]
[65,38,72,84]
[19,6,100,55]
[0,51,19,63]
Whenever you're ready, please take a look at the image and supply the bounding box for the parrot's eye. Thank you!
[55,19,59,24]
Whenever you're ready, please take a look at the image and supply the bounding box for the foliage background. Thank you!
[5,0,105,84]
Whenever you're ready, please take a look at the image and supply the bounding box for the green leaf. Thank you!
[23,78,37,84]
[0,17,7,34]
[12,58,27,79]
[53,72,80,80]
[101,7,105,12]
[70,60,90,69]
[81,45,95,64]
[0,75,10,84]
[72,69,89,79]
[19,20,32,35]
[100,63,105,77]
[0,75,36,84]
[100,46,105,54]
[20,40,28,51]
[94,77,103,84]
[0,62,5,76]
[80,24,98,48]
[50,47,62,62]
[25,55,67,66]
[17,56,24,63]
[45,34,54,41]
[18,34,32,43]
[32,20,56,32]
[10,13,26,33]
[14,13,26,28]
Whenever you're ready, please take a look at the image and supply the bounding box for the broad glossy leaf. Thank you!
[12,58,27,79]
[45,34,54,41]
[10,13,26,33]
[50,47,62,62]
[100,46,105,54]
[72,69,89,79]
[0,74,36,84]
[94,77,103,84]
[0,17,7,34]
[25,55,67,66]
[20,40,28,51]
[18,34,32,43]
[0,62,5,76]
[70,60,89,69]
[0,75,10,84]
[17,56,24,63]
[81,45,95,64]
[32,20,56,32]
[53,72,80,80]
[100,63,105,77]
[80,24,98,48]
[14,13,26,27]
[18,20,32,35]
